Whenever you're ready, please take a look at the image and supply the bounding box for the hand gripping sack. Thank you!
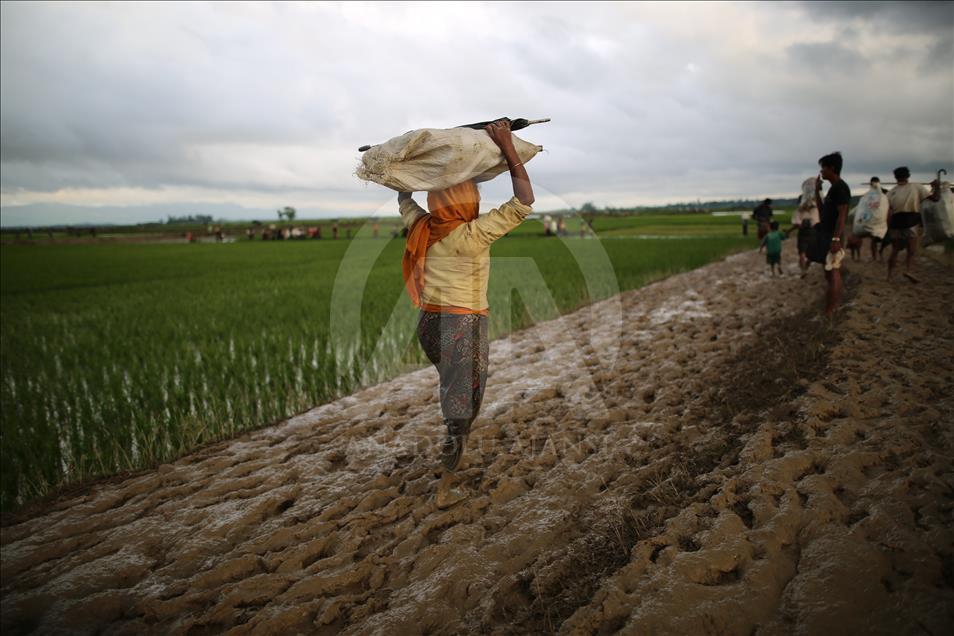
[920,182,954,245]
[356,127,542,192]
[851,185,889,238]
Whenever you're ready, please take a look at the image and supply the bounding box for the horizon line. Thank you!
[0,195,815,229]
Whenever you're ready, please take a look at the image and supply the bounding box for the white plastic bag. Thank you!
[920,182,954,245]
[356,127,542,192]
[851,184,889,238]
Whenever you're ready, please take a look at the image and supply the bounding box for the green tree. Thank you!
[580,201,597,213]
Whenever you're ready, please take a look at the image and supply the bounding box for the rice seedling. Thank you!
[1,218,750,511]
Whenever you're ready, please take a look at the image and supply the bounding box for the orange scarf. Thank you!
[402,180,486,315]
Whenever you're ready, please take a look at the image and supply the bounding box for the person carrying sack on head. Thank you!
[398,119,535,471]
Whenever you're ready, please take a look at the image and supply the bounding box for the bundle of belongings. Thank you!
[356,126,542,192]
[793,177,821,227]
[920,180,954,246]
[851,180,889,240]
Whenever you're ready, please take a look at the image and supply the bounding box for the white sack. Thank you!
[356,127,542,192]
[792,177,820,227]
[920,181,954,245]
[851,184,889,238]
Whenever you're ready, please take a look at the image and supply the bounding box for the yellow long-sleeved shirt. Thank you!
[399,196,533,311]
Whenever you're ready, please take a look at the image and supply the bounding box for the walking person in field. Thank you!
[791,176,821,276]
[794,219,816,278]
[752,198,774,239]
[759,221,788,276]
[398,119,535,471]
[853,177,890,262]
[810,152,850,318]
[885,166,930,283]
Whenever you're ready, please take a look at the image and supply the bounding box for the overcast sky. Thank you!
[1,1,952,226]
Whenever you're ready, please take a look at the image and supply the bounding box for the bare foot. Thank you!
[903,272,921,283]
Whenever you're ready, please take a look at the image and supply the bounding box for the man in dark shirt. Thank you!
[811,151,851,318]
[751,198,774,239]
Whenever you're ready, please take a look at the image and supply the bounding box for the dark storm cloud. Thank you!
[785,42,868,72]
[800,1,953,34]
[1,2,341,192]
[799,0,954,75]
[1,1,952,224]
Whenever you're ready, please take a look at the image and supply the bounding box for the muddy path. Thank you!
[2,245,953,635]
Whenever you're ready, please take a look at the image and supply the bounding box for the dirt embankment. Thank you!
[2,245,953,635]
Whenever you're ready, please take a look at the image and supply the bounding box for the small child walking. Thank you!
[760,221,788,276]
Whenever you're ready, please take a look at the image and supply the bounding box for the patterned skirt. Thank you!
[416,310,489,431]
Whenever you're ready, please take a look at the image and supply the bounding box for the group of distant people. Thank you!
[540,213,598,238]
[541,214,569,237]
[755,153,942,318]
[237,222,415,242]
[186,212,593,245]
[183,221,420,244]
[10,227,97,241]
[247,223,346,241]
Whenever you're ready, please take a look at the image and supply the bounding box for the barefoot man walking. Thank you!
[811,152,850,318]
[398,119,535,471]
[885,166,929,283]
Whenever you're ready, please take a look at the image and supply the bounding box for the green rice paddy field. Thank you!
[0,213,779,511]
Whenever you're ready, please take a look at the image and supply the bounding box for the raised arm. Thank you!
[397,191,426,230]
[485,119,534,206]
[466,198,533,249]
